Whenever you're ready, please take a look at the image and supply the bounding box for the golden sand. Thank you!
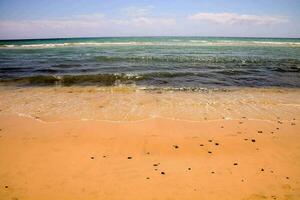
[0,86,300,200]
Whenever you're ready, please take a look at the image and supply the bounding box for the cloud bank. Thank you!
[188,12,288,25]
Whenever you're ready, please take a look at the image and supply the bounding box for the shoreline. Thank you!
[1,86,299,122]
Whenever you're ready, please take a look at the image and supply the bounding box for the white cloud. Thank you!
[122,6,154,17]
[188,12,289,25]
[113,17,175,27]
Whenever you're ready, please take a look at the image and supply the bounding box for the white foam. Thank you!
[1,40,300,49]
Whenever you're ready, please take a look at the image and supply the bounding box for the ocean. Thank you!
[0,36,299,89]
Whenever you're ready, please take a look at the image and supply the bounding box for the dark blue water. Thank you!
[0,37,299,88]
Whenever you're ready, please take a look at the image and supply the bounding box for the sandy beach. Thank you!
[0,86,299,200]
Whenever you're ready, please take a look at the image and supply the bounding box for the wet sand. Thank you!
[0,86,300,200]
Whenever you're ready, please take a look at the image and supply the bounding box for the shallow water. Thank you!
[0,37,300,88]
[1,86,299,122]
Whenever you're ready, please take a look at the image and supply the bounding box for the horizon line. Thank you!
[1,35,300,41]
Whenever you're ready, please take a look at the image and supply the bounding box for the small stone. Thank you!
[188,168,191,170]
[286,177,290,179]
[208,140,212,142]
[257,131,263,133]
[161,172,165,175]
[90,157,94,159]
[5,186,8,188]
[208,151,212,154]
[146,177,150,179]
[211,171,215,174]
[127,156,132,159]
[251,139,256,142]
[261,168,264,172]
[233,163,238,166]
[173,145,179,149]
[199,144,204,146]
[215,143,219,146]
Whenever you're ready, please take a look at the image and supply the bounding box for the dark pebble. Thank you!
[211,171,215,174]
[208,151,212,154]
[244,138,248,141]
[173,145,179,149]
[127,156,132,159]
[221,126,224,128]
[291,123,296,126]
[161,172,165,175]
[261,168,264,171]
[200,144,204,146]
[90,157,94,159]
[5,186,8,188]
[286,177,290,179]
[153,164,158,166]
[146,177,150,179]
[233,163,238,166]
[188,168,191,170]
[215,143,219,146]
[239,122,243,124]
[208,140,212,142]
[251,139,256,142]
[257,131,263,133]
[102,156,106,158]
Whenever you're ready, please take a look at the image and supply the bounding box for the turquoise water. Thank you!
[0,37,299,88]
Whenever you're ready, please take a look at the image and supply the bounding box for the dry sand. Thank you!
[0,86,300,200]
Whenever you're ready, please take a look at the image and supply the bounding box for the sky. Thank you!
[0,0,299,39]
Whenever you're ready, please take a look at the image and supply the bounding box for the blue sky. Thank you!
[0,0,299,39]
